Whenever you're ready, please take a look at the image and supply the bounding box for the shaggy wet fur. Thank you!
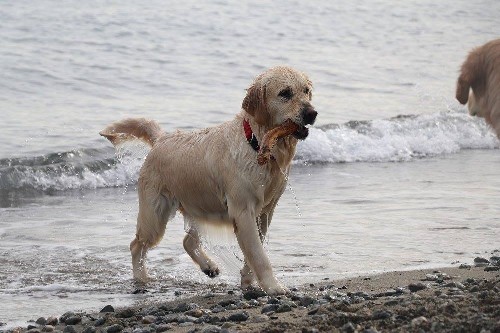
[100,66,317,295]
[456,38,500,138]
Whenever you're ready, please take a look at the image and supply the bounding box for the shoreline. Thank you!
[2,263,499,333]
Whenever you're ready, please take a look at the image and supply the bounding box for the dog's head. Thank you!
[242,66,317,139]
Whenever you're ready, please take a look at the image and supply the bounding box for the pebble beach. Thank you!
[3,254,499,333]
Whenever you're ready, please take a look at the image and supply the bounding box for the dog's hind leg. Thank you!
[131,178,177,282]
[183,222,220,278]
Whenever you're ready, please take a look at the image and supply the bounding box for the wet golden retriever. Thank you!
[100,66,317,295]
[456,38,500,138]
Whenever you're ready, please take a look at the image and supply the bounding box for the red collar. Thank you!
[243,119,260,152]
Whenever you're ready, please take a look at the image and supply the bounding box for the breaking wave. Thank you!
[0,111,498,192]
[295,111,498,163]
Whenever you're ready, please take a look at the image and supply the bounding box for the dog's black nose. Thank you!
[303,107,318,125]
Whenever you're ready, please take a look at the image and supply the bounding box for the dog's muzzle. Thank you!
[293,106,318,140]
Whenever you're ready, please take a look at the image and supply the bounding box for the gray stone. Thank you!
[177,315,197,323]
[64,316,81,325]
[82,326,96,333]
[470,285,480,292]
[408,283,427,292]
[247,299,259,307]
[384,299,399,306]
[301,328,319,333]
[484,266,500,272]
[221,322,233,329]
[299,296,315,307]
[474,257,490,264]
[411,316,429,328]
[228,311,249,322]
[307,307,319,315]
[276,303,292,313]
[142,316,157,324]
[490,256,500,265]
[156,324,172,332]
[63,326,76,333]
[341,322,356,333]
[173,303,190,313]
[36,318,47,326]
[163,314,179,324]
[202,325,221,333]
[372,310,391,320]
[267,298,280,304]
[361,329,379,333]
[106,324,124,333]
[100,305,115,313]
[41,325,54,332]
[243,289,266,300]
[117,309,135,318]
[185,309,204,318]
[46,317,58,326]
[132,329,144,333]
[218,300,234,307]
[211,305,225,313]
[249,315,269,323]
[261,304,279,314]
[59,312,76,324]
[95,317,106,326]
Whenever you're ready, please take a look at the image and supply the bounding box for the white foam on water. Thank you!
[296,111,499,163]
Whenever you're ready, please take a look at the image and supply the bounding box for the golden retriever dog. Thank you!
[456,38,500,138]
[100,66,317,295]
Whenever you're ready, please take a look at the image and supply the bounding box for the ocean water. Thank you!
[1,0,500,327]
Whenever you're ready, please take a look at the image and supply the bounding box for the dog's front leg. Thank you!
[240,212,273,289]
[232,210,287,295]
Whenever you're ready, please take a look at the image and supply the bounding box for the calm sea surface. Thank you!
[1,0,499,327]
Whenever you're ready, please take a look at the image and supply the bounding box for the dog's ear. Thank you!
[456,48,484,105]
[456,74,471,105]
[242,81,269,125]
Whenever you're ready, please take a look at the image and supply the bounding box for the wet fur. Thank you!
[100,66,315,295]
[456,38,500,137]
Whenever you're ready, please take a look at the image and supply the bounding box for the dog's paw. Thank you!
[133,270,151,284]
[241,272,257,290]
[203,267,220,278]
[262,282,289,296]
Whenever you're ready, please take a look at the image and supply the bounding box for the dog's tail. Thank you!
[100,118,164,147]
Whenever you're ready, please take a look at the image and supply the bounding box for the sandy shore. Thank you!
[2,263,499,333]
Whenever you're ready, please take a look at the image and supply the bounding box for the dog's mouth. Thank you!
[292,124,309,140]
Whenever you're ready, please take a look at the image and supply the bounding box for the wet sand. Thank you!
[3,262,499,333]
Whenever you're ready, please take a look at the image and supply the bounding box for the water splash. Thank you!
[280,166,302,218]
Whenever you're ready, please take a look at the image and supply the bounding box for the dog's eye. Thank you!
[278,87,293,100]
[304,87,310,95]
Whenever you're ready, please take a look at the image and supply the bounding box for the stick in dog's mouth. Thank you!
[257,119,304,165]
